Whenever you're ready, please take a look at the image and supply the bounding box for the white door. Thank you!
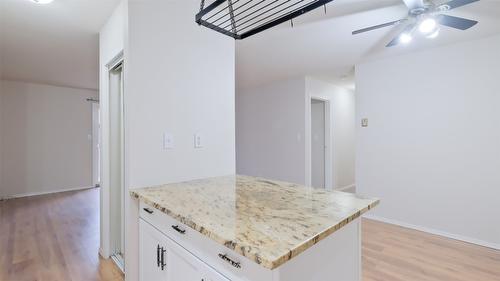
[166,237,204,281]
[140,220,168,281]
[165,238,230,281]
[140,219,231,281]
[202,267,231,281]
[311,99,326,188]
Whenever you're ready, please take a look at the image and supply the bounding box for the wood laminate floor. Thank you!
[0,188,123,281]
[1,188,499,281]
[363,219,500,281]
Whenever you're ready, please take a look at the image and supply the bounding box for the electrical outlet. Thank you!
[194,133,203,148]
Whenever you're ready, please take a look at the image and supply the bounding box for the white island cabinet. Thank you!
[133,175,379,281]
[140,219,229,281]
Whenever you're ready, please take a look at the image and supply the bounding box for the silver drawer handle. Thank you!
[218,253,241,269]
[171,225,186,234]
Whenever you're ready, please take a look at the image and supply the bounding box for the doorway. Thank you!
[92,103,101,188]
[108,61,125,270]
[311,99,327,189]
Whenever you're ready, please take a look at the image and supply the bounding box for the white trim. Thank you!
[363,214,500,250]
[99,247,109,259]
[100,51,126,266]
[111,254,125,273]
[106,50,124,69]
[1,186,95,200]
[336,184,355,192]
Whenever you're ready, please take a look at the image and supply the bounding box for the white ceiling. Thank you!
[0,0,121,90]
[2,0,498,91]
[236,0,500,90]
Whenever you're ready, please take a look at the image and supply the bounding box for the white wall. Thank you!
[0,79,3,191]
[356,34,500,249]
[109,1,236,280]
[0,80,97,198]
[236,77,356,190]
[306,77,356,190]
[236,78,307,184]
[126,1,235,188]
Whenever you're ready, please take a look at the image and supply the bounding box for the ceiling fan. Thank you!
[352,0,480,47]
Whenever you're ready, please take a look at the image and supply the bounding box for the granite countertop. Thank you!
[131,175,379,270]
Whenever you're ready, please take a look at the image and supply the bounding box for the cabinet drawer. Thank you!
[140,202,274,281]
[140,203,192,244]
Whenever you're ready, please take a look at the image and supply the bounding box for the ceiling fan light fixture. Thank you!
[426,28,440,39]
[419,18,438,34]
[399,33,413,44]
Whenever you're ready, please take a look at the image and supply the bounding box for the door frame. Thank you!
[307,97,333,190]
[109,61,125,270]
[99,50,126,273]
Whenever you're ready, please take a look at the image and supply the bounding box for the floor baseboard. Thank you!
[363,214,500,251]
[1,186,96,200]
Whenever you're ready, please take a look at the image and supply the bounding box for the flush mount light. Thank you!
[399,33,413,44]
[31,0,54,4]
[419,18,438,34]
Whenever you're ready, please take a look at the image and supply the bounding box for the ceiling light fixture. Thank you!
[419,18,438,34]
[399,33,413,44]
[426,28,440,39]
[30,0,54,4]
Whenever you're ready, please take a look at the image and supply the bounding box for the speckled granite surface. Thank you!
[131,175,379,270]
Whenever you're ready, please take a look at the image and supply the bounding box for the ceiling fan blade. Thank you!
[439,0,480,11]
[386,23,416,47]
[352,19,407,35]
[437,14,478,30]
[402,0,424,10]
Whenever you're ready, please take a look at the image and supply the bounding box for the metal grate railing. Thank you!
[195,0,335,39]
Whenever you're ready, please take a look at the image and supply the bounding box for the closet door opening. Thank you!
[109,61,125,270]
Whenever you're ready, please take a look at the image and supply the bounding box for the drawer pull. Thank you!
[218,253,241,269]
[157,245,161,267]
[171,225,186,234]
[143,208,154,214]
[161,248,167,270]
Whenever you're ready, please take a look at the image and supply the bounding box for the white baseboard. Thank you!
[1,186,95,200]
[99,247,110,259]
[336,184,355,192]
[363,214,500,251]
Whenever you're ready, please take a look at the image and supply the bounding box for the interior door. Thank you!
[140,220,168,281]
[166,237,203,281]
[311,99,326,188]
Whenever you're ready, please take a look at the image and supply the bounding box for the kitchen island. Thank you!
[131,175,379,281]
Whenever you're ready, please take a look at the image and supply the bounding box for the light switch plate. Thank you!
[163,133,174,149]
[194,133,203,148]
[361,118,369,127]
